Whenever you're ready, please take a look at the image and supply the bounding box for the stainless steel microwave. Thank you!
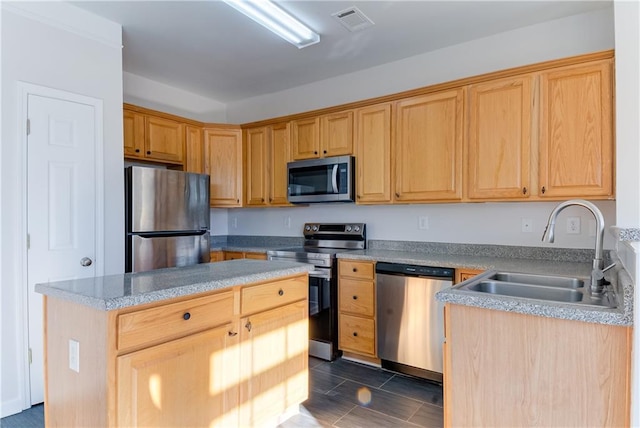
[287,155,355,203]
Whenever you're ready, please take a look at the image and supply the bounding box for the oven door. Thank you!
[308,267,338,360]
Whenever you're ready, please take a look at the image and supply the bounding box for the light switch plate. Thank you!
[521,218,533,233]
[69,339,79,373]
[418,216,429,230]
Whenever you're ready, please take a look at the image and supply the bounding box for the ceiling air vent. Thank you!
[331,6,374,32]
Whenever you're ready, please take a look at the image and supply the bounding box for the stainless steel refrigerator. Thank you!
[125,166,211,273]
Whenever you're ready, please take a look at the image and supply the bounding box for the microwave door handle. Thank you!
[331,164,339,193]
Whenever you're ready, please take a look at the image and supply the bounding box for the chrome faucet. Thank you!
[541,199,613,295]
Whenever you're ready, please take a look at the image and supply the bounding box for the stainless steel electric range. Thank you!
[267,223,366,361]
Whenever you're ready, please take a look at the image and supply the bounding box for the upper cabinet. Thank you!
[354,103,392,204]
[123,107,184,165]
[466,75,533,200]
[538,59,613,198]
[394,89,464,202]
[204,127,243,207]
[244,123,293,207]
[185,125,204,174]
[292,111,353,160]
[244,127,269,206]
[269,122,292,206]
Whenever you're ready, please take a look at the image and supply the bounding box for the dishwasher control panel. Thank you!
[376,262,453,279]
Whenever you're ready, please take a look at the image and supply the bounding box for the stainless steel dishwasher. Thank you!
[376,262,453,383]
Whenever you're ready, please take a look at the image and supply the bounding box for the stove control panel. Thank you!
[303,223,366,237]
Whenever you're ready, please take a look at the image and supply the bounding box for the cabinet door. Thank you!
[354,103,392,203]
[467,76,532,200]
[123,110,145,158]
[145,116,184,164]
[245,127,269,206]
[291,117,320,160]
[117,324,240,427]
[204,128,243,207]
[269,122,291,205]
[240,300,308,427]
[185,125,204,174]
[224,251,244,260]
[539,60,613,198]
[394,90,464,202]
[320,111,353,157]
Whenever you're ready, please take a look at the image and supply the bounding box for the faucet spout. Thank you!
[542,200,606,294]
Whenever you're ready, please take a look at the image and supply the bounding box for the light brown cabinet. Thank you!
[444,304,631,427]
[244,127,269,206]
[269,122,292,205]
[354,103,392,204]
[454,268,484,284]
[394,89,464,202]
[338,259,377,358]
[538,59,613,198]
[123,109,184,165]
[44,273,309,427]
[204,127,243,207]
[244,123,292,207]
[467,76,533,200]
[185,125,204,174]
[292,111,353,160]
[210,250,224,262]
[223,251,267,261]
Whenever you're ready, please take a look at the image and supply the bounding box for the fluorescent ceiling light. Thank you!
[223,0,320,49]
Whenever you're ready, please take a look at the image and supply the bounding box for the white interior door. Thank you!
[27,94,97,404]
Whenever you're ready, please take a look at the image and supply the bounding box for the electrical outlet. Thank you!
[69,339,79,373]
[567,217,581,234]
[418,216,429,230]
[284,216,291,229]
[521,218,533,233]
[232,217,238,229]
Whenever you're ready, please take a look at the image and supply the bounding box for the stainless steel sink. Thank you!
[466,280,583,303]
[454,270,617,308]
[489,272,584,289]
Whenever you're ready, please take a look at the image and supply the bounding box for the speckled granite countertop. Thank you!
[35,259,312,311]
[336,243,633,327]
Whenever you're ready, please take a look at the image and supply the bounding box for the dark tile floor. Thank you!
[280,357,444,428]
[0,357,443,428]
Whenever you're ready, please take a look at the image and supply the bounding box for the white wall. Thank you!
[124,72,227,123]
[226,7,614,123]
[1,3,123,417]
[227,201,617,249]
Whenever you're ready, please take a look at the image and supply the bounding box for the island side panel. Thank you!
[44,296,112,427]
[446,304,631,427]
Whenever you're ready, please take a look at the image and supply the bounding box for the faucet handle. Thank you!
[591,263,616,281]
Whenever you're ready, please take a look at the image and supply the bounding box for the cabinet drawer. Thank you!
[117,291,234,351]
[245,252,267,260]
[241,275,307,315]
[339,314,375,356]
[224,251,244,260]
[339,260,375,280]
[339,279,374,316]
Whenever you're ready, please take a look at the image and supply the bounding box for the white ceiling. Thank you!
[72,1,611,103]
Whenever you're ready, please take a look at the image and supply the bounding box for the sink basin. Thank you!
[489,272,584,289]
[466,280,583,303]
[453,270,617,308]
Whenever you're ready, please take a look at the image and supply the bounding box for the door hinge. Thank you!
[26,119,31,136]
[28,348,32,364]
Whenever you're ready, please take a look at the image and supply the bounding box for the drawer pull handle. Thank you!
[278,289,284,296]
[228,331,238,337]
[352,295,358,300]
[352,268,357,272]
[183,312,191,321]
[146,151,151,155]
[245,321,252,332]
[353,332,358,337]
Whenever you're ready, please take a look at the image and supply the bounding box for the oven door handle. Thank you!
[309,269,331,279]
[331,164,339,194]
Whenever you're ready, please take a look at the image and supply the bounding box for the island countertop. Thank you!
[35,259,312,311]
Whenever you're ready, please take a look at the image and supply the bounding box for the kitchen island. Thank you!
[35,259,312,427]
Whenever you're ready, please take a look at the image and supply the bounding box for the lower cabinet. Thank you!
[337,259,377,359]
[240,300,308,426]
[117,323,240,427]
[224,250,268,260]
[43,273,308,427]
[444,304,631,427]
